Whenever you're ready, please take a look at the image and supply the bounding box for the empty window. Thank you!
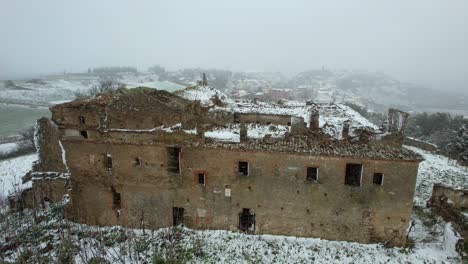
[173,207,184,226]
[167,147,181,174]
[135,158,142,167]
[198,173,205,185]
[238,161,249,176]
[239,208,255,233]
[111,186,121,209]
[373,173,384,186]
[79,115,85,125]
[80,130,88,139]
[105,153,113,169]
[345,163,362,186]
[306,167,319,181]
[234,113,240,123]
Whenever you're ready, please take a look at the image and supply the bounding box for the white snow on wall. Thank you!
[58,140,70,173]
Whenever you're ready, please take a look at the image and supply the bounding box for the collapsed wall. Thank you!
[430,184,467,255]
[9,117,70,211]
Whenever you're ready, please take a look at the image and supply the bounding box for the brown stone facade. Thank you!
[63,138,418,246]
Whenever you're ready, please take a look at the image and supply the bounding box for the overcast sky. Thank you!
[1,0,467,90]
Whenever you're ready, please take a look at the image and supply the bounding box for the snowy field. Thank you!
[0,148,466,262]
[0,154,36,199]
[406,146,468,207]
[0,203,461,263]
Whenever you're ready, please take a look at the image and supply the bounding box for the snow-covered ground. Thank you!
[407,146,468,206]
[0,204,461,263]
[0,142,19,156]
[0,154,36,199]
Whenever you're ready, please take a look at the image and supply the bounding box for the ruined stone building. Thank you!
[24,86,423,246]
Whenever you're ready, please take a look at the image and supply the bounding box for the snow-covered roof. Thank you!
[178,85,379,140]
[177,85,233,106]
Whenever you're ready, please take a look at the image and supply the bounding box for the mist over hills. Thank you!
[1,67,467,117]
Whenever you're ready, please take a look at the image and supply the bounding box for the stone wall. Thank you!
[236,113,292,126]
[430,184,468,256]
[33,117,67,172]
[432,184,468,210]
[62,138,418,246]
[404,137,438,152]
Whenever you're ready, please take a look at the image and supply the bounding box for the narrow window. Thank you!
[135,158,142,167]
[79,115,85,125]
[167,146,181,174]
[172,207,184,226]
[373,173,384,186]
[80,130,88,139]
[345,163,362,186]
[238,161,249,176]
[111,186,121,209]
[306,167,319,181]
[105,153,113,169]
[234,113,240,123]
[198,173,205,186]
[239,208,255,233]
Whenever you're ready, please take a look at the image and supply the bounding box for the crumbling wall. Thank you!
[24,177,69,208]
[51,104,104,129]
[387,109,409,134]
[33,117,67,172]
[432,184,468,209]
[430,184,468,255]
[404,137,438,152]
[236,113,291,126]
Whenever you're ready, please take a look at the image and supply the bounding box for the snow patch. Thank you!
[0,143,19,156]
[406,146,468,206]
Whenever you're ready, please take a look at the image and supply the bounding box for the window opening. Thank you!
[173,207,184,226]
[111,186,121,209]
[238,161,249,176]
[105,153,113,169]
[239,208,255,233]
[135,158,142,167]
[80,130,88,139]
[345,163,362,186]
[306,167,318,181]
[373,173,384,185]
[167,147,181,173]
[198,173,205,185]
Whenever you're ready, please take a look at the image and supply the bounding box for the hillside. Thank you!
[290,70,468,114]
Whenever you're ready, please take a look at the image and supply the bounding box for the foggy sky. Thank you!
[1,0,467,91]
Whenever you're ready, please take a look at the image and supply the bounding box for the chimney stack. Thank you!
[240,124,248,142]
[342,121,350,140]
[309,110,320,132]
